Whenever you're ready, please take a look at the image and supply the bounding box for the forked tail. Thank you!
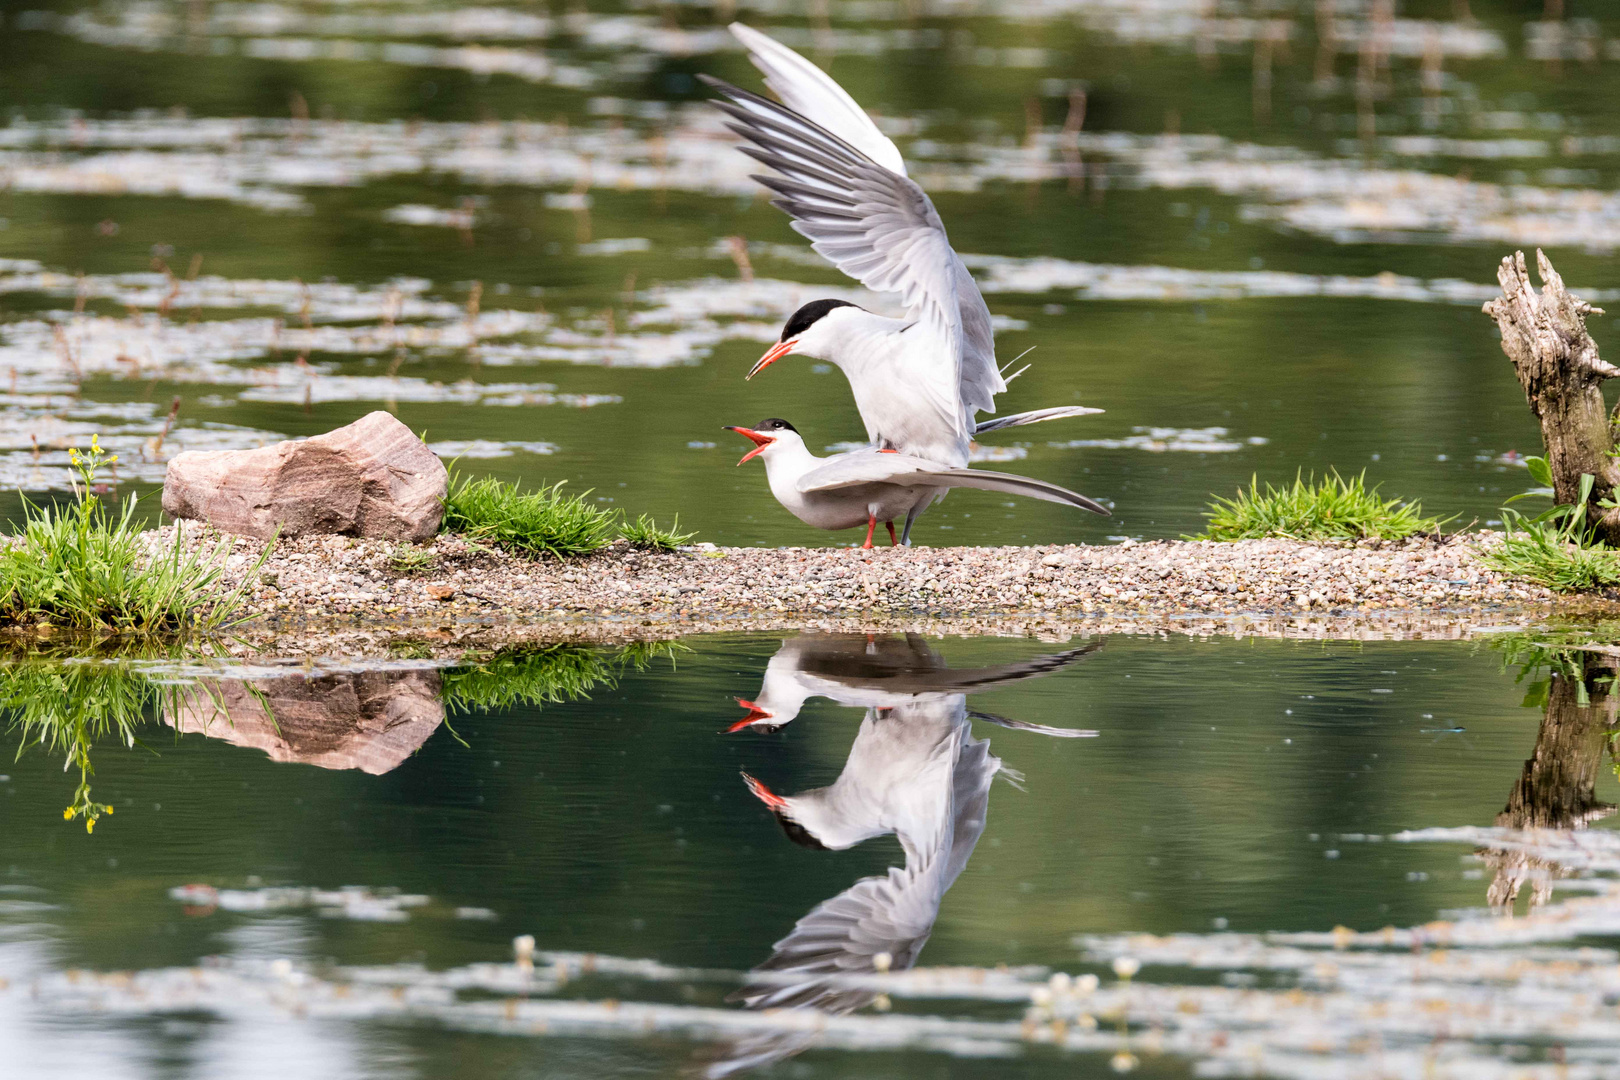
[974,405,1104,435]
[932,468,1111,516]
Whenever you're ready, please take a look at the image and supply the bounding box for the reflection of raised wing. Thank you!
[710,703,1000,1078]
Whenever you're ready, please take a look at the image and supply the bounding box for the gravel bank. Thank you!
[133,528,1555,647]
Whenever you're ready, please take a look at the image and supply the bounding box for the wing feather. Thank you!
[702,27,1008,428]
[727,21,909,176]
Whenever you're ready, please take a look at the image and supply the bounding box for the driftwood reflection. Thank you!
[1486,650,1618,912]
[709,633,1098,1077]
[171,670,444,775]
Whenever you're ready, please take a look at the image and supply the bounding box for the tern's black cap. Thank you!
[781,299,855,341]
[754,418,797,434]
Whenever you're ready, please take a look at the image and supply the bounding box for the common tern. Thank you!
[727,418,1109,548]
[701,23,1104,468]
[707,636,1097,1076]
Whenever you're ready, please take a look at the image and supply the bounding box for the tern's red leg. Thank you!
[862,513,876,549]
[886,521,897,546]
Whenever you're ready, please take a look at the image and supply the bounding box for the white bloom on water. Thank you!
[1112,956,1140,979]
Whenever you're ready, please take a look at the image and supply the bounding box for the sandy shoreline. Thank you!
[79,526,1573,654]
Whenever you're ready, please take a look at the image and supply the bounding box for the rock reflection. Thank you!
[1486,649,1619,912]
[171,670,444,775]
[712,634,1098,1077]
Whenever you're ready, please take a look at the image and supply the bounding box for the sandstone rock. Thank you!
[162,410,446,541]
[170,669,444,774]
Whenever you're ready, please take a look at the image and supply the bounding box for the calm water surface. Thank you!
[2,630,1612,1077]
[3,2,1620,543]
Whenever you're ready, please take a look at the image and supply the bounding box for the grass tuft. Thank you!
[1480,485,1620,593]
[442,472,616,559]
[1194,470,1446,542]
[619,512,693,552]
[0,441,268,634]
[1480,528,1620,593]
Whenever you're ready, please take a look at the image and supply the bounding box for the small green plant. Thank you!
[1194,470,1446,542]
[388,544,438,575]
[442,472,617,559]
[1483,472,1620,593]
[619,512,694,552]
[0,437,269,633]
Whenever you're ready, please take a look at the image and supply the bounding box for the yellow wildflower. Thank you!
[105,805,113,814]
[63,807,72,820]
[86,818,95,834]
[91,434,99,451]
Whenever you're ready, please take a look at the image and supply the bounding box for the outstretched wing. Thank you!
[703,24,1006,421]
[794,449,949,493]
[796,451,1111,516]
[728,21,907,176]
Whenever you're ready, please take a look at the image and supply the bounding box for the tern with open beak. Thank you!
[701,23,1105,471]
[726,418,1109,548]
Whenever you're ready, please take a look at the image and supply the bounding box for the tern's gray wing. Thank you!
[794,450,949,493]
[727,22,907,175]
[779,632,945,675]
[816,642,1105,700]
[787,632,947,681]
[699,72,1002,435]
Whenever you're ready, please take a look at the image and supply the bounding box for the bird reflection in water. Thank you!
[707,633,1100,1077]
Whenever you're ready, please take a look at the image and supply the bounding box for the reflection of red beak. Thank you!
[741,771,789,810]
[747,338,796,379]
[726,697,773,733]
[725,426,775,466]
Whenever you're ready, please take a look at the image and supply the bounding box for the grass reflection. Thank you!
[0,649,201,833]
[441,640,683,715]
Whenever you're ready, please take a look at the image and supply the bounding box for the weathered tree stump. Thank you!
[1484,249,1620,543]
[1484,650,1618,911]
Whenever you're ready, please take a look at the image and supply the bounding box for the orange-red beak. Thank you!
[725,426,774,465]
[726,697,773,733]
[747,339,796,379]
[741,771,788,810]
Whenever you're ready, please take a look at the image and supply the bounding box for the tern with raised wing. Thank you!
[727,418,1108,547]
[706,635,1097,1076]
[701,23,1104,472]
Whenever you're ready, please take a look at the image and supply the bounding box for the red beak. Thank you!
[741,771,788,810]
[725,426,774,465]
[726,697,773,733]
[747,339,796,379]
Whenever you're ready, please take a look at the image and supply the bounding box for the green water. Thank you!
[2,631,1613,1076]
[3,1,1620,545]
[6,2,1620,1074]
